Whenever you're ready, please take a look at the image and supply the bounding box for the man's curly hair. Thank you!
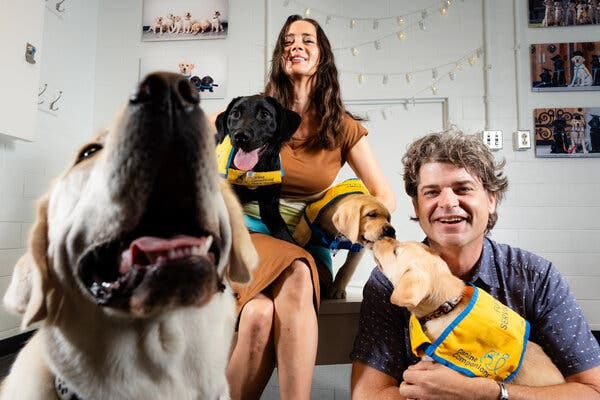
[401,129,508,233]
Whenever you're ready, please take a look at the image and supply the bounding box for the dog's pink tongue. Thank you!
[233,148,260,171]
[120,236,211,273]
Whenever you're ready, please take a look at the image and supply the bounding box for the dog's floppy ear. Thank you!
[265,96,301,141]
[3,195,57,329]
[390,266,430,308]
[220,180,257,283]
[215,96,242,144]
[332,200,361,243]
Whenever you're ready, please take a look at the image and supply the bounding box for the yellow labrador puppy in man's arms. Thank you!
[0,72,257,400]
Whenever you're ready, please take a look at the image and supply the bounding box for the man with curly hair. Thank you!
[351,130,600,399]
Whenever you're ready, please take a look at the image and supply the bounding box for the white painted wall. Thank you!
[0,0,598,340]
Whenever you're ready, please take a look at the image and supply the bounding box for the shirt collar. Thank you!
[422,236,499,289]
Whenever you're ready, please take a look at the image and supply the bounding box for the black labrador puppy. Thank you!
[215,95,301,243]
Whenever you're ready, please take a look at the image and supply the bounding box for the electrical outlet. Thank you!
[514,130,531,150]
[482,130,503,150]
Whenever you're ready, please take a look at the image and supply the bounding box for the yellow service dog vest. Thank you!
[216,136,282,187]
[409,284,530,382]
[304,178,369,223]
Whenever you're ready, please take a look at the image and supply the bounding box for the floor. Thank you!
[0,352,350,399]
[261,364,352,400]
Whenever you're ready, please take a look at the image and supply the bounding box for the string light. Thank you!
[351,47,359,56]
[397,16,405,25]
[418,20,426,30]
[431,84,439,95]
[468,55,477,65]
[350,19,357,28]
[405,73,413,83]
[455,62,463,70]
[397,31,406,40]
[358,74,365,84]
[304,7,311,17]
[440,6,448,15]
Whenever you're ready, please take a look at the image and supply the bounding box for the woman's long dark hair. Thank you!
[265,15,357,150]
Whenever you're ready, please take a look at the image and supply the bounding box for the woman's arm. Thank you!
[346,136,396,213]
[351,361,403,400]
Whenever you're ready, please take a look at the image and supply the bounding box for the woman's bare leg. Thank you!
[271,260,318,400]
[227,294,276,400]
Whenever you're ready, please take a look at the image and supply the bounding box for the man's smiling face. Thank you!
[413,162,496,252]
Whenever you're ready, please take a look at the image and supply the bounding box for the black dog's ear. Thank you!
[215,96,243,144]
[266,96,301,141]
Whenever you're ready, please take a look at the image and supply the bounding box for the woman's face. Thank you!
[282,20,320,78]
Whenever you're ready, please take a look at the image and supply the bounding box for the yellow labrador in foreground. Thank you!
[1,72,257,400]
[373,238,564,386]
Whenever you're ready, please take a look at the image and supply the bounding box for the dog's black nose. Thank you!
[130,72,200,105]
[232,131,250,145]
[381,225,396,239]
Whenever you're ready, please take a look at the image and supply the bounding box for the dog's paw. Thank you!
[326,286,347,300]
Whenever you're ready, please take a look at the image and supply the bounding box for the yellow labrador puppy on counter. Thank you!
[372,238,564,386]
[0,72,257,400]
[293,180,395,299]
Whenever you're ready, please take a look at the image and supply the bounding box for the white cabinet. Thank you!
[0,0,45,141]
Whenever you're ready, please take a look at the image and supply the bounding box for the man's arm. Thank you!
[351,361,403,400]
[399,361,600,400]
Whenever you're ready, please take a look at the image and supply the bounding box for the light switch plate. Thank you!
[482,130,503,150]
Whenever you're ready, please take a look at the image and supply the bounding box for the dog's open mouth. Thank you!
[233,145,266,171]
[78,232,221,313]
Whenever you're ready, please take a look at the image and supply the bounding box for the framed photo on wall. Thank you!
[530,41,600,92]
[140,54,227,99]
[534,107,600,157]
[528,0,600,27]
[141,0,228,42]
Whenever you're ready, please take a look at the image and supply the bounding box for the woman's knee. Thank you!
[238,297,275,340]
[273,260,313,304]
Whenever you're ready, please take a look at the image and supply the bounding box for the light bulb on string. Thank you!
[455,62,463,71]
[397,31,406,40]
[304,8,311,17]
[351,47,359,56]
[405,73,413,83]
[350,19,357,28]
[358,74,365,84]
[431,84,439,95]
[440,6,448,16]
[419,20,426,30]
[445,0,452,6]
[397,16,405,25]
[468,55,477,66]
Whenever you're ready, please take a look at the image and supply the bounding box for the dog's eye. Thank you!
[76,144,103,164]
[366,211,378,218]
[230,109,241,119]
[257,110,272,120]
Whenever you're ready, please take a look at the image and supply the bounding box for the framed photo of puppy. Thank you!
[534,107,600,157]
[141,0,228,42]
[530,41,600,91]
[139,54,227,99]
[528,0,600,27]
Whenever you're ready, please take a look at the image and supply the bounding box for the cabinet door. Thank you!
[0,0,45,141]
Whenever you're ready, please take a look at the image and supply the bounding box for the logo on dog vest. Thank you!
[216,136,282,186]
[409,284,530,382]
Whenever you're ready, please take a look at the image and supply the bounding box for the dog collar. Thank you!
[55,376,83,400]
[418,292,464,325]
[309,223,363,253]
[408,284,530,382]
[216,136,283,186]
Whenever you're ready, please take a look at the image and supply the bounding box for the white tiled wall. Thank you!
[0,0,598,390]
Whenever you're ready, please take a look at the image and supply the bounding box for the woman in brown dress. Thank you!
[226,15,396,400]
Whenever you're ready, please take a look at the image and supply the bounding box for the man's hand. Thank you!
[400,360,499,400]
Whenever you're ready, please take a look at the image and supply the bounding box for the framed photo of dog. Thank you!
[530,41,600,92]
[528,0,600,27]
[141,0,228,42]
[139,54,227,99]
[534,107,600,157]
